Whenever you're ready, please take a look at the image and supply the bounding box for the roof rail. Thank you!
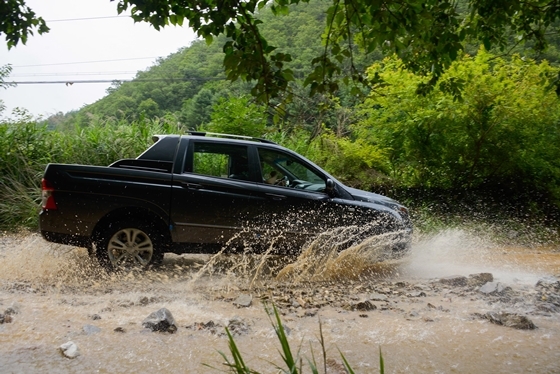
[186,131,277,144]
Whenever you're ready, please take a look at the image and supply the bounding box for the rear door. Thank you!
[169,140,265,244]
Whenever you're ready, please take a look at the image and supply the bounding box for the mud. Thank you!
[0,230,559,373]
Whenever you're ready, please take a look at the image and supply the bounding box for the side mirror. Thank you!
[325,178,335,197]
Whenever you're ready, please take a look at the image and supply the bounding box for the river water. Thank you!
[0,229,559,373]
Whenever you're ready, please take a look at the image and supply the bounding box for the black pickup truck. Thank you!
[40,132,412,269]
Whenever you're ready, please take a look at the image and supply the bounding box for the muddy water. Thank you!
[0,230,559,373]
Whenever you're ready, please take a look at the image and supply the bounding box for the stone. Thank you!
[480,312,537,330]
[4,304,20,315]
[407,291,426,297]
[478,282,509,295]
[439,275,468,287]
[227,318,250,336]
[142,308,177,333]
[369,293,388,302]
[233,294,252,308]
[60,341,80,359]
[83,324,101,335]
[468,273,494,287]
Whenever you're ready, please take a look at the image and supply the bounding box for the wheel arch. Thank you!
[91,207,171,247]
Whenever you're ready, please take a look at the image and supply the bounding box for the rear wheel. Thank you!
[95,221,164,270]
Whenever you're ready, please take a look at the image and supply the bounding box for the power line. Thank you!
[8,77,221,85]
[12,57,164,68]
[45,15,131,23]
[10,71,139,77]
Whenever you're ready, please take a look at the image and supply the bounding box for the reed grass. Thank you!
[0,115,184,230]
[208,304,385,374]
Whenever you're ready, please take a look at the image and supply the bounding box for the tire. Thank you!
[95,220,164,270]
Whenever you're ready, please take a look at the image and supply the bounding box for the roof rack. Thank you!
[186,131,277,145]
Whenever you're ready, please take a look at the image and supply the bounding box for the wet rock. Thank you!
[407,291,426,297]
[142,308,177,333]
[83,324,101,335]
[478,282,508,295]
[186,321,222,334]
[468,273,494,287]
[233,294,252,308]
[369,293,388,302]
[138,296,150,306]
[476,312,537,330]
[536,276,560,291]
[346,300,376,311]
[60,341,80,359]
[326,358,347,374]
[439,275,468,287]
[5,302,20,315]
[228,318,251,336]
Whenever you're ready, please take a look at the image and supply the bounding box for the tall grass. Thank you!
[0,114,185,230]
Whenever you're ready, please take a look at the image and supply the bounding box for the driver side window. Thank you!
[257,148,326,192]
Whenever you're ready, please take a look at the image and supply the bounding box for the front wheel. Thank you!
[95,221,164,270]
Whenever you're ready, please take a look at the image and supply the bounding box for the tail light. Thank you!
[41,178,57,210]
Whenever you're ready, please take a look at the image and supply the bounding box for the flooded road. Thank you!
[0,230,559,373]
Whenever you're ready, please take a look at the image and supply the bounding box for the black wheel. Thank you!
[95,220,164,270]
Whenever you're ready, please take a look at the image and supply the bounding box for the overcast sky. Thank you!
[0,0,197,119]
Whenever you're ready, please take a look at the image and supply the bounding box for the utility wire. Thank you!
[8,77,222,85]
[45,16,131,23]
[12,57,164,68]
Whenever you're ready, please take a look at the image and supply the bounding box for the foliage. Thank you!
[0,0,49,48]
[6,0,560,103]
[356,50,560,202]
[202,95,268,137]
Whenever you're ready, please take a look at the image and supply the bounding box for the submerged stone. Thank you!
[479,282,509,295]
[468,273,494,287]
[83,324,101,335]
[480,312,537,330]
[233,294,253,308]
[439,275,468,287]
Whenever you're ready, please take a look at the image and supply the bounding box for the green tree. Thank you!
[356,50,560,199]
[0,0,48,48]
[202,95,268,137]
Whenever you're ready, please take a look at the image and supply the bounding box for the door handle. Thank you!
[265,193,287,201]
[180,181,202,190]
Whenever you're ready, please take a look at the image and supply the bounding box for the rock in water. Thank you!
[439,275,468,287]
[142,308,177,333]
[233,294,253,308]
[468,273,494,287]
[83,324,101,335]
[60,341,80,358]
[479,312,537,330]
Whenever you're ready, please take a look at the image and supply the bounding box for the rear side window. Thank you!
[189,142,250,180]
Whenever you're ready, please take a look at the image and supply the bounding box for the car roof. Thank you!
[153,132,278,146]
